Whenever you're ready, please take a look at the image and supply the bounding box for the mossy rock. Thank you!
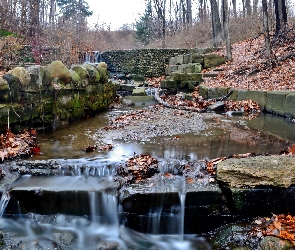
[97,62,107,70]
[27,65,52,91]
[8,67,31,86]
[0,77,10,102]
[203,54,227,69]
[96,66,108,84]
[69,69,82,88]
[83,64,100,84]
[47,60,71,84]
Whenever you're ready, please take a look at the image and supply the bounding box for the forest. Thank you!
[0,0,294,67]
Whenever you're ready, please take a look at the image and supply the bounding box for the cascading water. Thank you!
[0,188,10,218]
[84,51,103,64]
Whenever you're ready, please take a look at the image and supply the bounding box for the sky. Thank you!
[86,0,146,30]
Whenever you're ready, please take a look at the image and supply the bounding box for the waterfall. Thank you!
[0,188,10,218]
[84,51,103,64]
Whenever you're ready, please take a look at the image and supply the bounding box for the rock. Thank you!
[83,64,100,84]
[259,236,293,250]
[47,60,71,84]
[96,64,108,84]
[203,54,227,69]
[0,77,10,102]
[8,67,31,85]
[217,155,295,188]
[132,87,147,96]
[69,69,81,88]
[27,65,52,91]
[71,65,88,86]
[121,98,135,106]
[97,62,107,70]
[207,101,225,111]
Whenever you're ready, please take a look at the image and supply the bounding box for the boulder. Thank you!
[203,54,227,69]
[83,64,100,84]
[47,60,71,84]
[71,65,88,86]
[217,155,295,188]
[69,69,81,88]
[96,64,108,84]
[259,236,293,250]
[0,77,10,102]
[27,65,52,91]
[8,67,31,86]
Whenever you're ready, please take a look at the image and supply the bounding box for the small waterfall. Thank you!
[174,176,186,241]
[84,51,103,64]
[0,188,10,218]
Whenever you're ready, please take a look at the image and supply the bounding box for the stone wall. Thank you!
[101,48,191,77]
[0,61,115,132]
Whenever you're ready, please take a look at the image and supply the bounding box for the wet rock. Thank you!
[8,67,31,86]
[83,64,101,84]
[27,65,52,90]
[69,69,82,88]
[207,101,225,111]
[259,236,293,250]
[132,87,147,96]
[217,155,295,188]
[71,65,88,85]
[0,77,10,102]
[210,223,258,249]
[47,60,71,84]
[121,98,135,106]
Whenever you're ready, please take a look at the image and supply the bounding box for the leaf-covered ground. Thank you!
[204,26,295,91]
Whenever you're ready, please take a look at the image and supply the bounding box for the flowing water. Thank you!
[0,105,294,249]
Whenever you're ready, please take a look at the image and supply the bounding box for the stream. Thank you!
[0,102,294,250]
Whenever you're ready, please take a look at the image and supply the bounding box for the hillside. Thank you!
[204,26,295,92]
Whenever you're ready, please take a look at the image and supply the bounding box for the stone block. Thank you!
[183,63,202,74]
[203,54,227,69]
[228,186,295,216]
[183,54,192,64]
[192,53,204,64]
[246,90,266,111]
[217,87,230,99]
[285,93,295,118]
[132,87,147,96]
[175,55,184,65]
[160,80,177,89]
[208,87,219,99]
[237,89,248,101]
[266,91,289,116]
[120,84,136,92]
[227,88,239,101]
[198,84,209,99]
[169,57,177,65]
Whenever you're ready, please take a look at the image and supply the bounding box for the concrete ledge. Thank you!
[200,84,295,119]
[246,90,266,111]
[266,91,289,116]
[285,93,295,118]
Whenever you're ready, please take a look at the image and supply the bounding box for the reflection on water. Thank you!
[34,111,292,161]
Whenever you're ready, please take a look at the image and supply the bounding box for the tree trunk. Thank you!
[245,0,252,16]
[274,0,287,33]
[186,0,192,26]
[232,0,237,18]
[262,0,272,62]
[222,0,232,60]
[210,0,222,47]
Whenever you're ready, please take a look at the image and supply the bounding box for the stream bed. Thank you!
[0,103,294,250]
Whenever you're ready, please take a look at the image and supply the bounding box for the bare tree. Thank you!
[222,0,232,60]
[210,0,222,47]
[262,0,272,62]
[274,0,288,33]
